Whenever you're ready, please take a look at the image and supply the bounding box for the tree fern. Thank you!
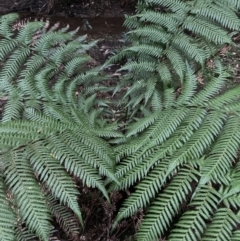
[0,13,118,240]
[46,193,80,239]
[1,1,240,240]
[168,186,221,241]
[104,0,240,112]
[112,65,240,240]
[3,151,51,241]
[0,173,16,241]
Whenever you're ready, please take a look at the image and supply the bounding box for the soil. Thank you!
[16,0,133,67]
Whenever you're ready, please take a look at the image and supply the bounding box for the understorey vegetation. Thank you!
[0,0,240,240]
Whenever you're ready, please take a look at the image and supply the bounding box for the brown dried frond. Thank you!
[102,200,116,217]
[197,73,204,85]
[207,59,215,69]
[132,209,144,230]
[220,45,232,56]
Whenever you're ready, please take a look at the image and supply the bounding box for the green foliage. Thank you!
[0,13,119,241]
[1,0,240,240]
[105,0,240,113]
[110,65,240,240]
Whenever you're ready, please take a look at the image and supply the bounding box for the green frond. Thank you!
[162,88,175,108]
[142,107,189,146]
[0,173,16,241]
[165,46,186,80]
[118,60,156,73]
[2,94,23,122]
[113,159,170,227]
[172,33,206,64]
[190,71,228,105]
[107,0,239,113]
[46,134,110,200]
[35,66,55,101]
[128,27,171,44]
[191,4,240,30]
[207,85,240,111]
[27,142,83,226]
[18,54,46,96]
[217,0,240,9]
[126,112,159,137]
[136,168,198,241]
[176,63,197,105]
[219,162,240,209]
[0,39,18,61]
[65,55,91,76]
[231,230,240,241]
[201,208,239,241]
[166,110,226,173]
[146,0,188,14]
[33,32,72,55]
[200,116,240,185]
[184,16,232,44]
[47,194,80,238]
[150,90,162,111]
[156,64,172,84]
[3,151,51,241]
[138,11,178,32]
[123,44,163,58]
[16,21,45,44]
[222,188,240,210]
[0,47,30,88]
[0,13,19,37]
[144,78,158,105]
[0,6,240,241]
[54,130,117,183]
[168,186,220,241]
[49,40,82,65]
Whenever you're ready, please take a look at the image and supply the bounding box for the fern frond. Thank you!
[191,3,240,30]
[65,55,91,76]
[0,47,30,89]
[168,186,220,241]
[176,63,197,105]
[106,0,240,113]
[136,168,198,241]
[201,208,239,241]
[167,110,226,173]
[0,39,18,61]
[190,71,228,105]
[3,151,51,241]
[18,54,46,96]
[118,60,156,73]
[112,159,170,227]
[146,0,187,14]
[27,142,83,226]
[33,32,72,55]
[15,227,37,241]
[172,33,206,64]
[184,16,232,44]
[200,116,240,185]
[16,21,44,44]
[231,230,240,241]
[46,134,110,200]
[150,91,162,111]
[0,173,16,241]
[218,0,240,9]
[0,13,18,37]
[47,193,80,238]
[2,93,23,122]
